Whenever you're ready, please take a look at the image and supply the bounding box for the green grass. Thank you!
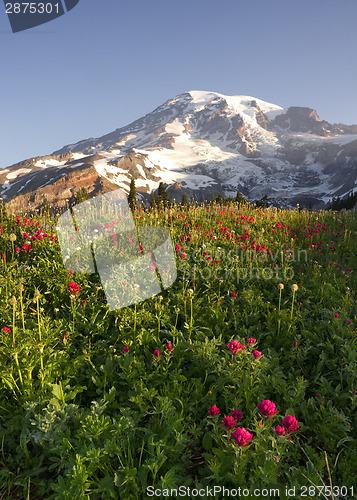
[0,202,356,499]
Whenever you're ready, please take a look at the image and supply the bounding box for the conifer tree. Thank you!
[216,192,224,204]
[255,194,269,208]
[149,191,156,210]
[181,193,189,207]
[128,178,137,212]
[235,191,245,204]
[42,195,50,217]
[156,182,171,208]
[208,193,215,205]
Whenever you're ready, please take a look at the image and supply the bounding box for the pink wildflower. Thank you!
[207,405,220,416]
[257,399,277,417]
[231,409,243,421]
[281,415,299,433]
[68,282,81,294]
[231,427,253,447]
[227,340,245,354]
[222,416,237,430]
[275,426,285,436]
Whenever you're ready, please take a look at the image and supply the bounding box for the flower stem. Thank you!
[291,290,296,320]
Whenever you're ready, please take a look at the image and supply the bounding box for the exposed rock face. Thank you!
[5,164,119,212]
[271,107,357,136]
[1,90,356,210]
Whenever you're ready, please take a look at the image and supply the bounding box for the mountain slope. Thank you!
[2,90,357,210]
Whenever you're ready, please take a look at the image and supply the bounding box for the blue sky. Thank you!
[1,0,357,168]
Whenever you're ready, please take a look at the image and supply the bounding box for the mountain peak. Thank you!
[2,90,357,211]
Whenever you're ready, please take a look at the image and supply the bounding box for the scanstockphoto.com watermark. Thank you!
[179,246,308,266]
[147,485,282,497]
[179,263,295,282]
[176,246,308,282]
[147,485,355,498]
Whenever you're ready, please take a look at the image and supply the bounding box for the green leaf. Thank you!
[202,432,212,451]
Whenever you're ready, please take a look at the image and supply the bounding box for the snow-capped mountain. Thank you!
[1,90,357,210]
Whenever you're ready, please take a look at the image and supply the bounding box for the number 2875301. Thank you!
[5,3,60,14]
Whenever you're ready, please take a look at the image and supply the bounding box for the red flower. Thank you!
[253,350,262,359]
[68,282,81,294]
[2,327,11,333]
[123,346,129,353]
[222,416,237,430]
[231,409,243,421]
[207,405,220,416]
[165,343,174,352]
[275,425,285,436]
[231,427,253,447]
[281,415,299,433]
[227,340,245,354]
[153,350,160,358]
[257,399,277,417]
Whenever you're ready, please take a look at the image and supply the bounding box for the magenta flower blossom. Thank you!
[231,427,253,447]
[275,425,286,436]
[165,342,174,352]
[247,338,256,344]
[68,282,81,294]
[231,409,243,421]
[123,346,129,353]
[2,327,11,333]
[231,292,237,297]
[281,415,299,433]
[334,313,339,318]
[207,405,220,416]
[293,341,297,346]
[257,399,277,417]
[227,340,245,354]
[222,416,237,430]
[253,350,262,359]
[153,350,160,358]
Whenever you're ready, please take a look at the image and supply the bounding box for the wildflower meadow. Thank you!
[0,200,356,499]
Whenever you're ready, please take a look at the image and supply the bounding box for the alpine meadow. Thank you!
[0,197,356,499]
